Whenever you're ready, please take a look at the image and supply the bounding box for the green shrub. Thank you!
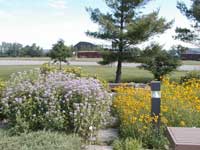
[40,63,83,77]
[0,130,82,150]
[113,138,143,150]
[119,126,168,149]
[180,71,200,83]
[0,79,6,120]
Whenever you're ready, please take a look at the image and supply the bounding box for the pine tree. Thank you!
[87,0,172,83]
[175,0,200,47]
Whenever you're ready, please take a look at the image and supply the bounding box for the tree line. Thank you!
[0,42,45,57]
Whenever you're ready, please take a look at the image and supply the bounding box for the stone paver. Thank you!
[86,145,113,150]
[97,128,118,143]
[86,128,118,150]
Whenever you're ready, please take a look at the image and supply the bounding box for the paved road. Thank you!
[0,60,199,71]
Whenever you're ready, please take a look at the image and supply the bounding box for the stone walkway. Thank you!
[86,128,119,150]
[86,145,113,150]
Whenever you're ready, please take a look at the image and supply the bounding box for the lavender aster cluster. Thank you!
[1,70,112,136]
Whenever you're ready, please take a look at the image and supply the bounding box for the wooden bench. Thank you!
[167,127,200,150]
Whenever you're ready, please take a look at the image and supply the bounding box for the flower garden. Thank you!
[113,77,200,149]
[1,64,200,149]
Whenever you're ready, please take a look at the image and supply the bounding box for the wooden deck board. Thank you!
[167,127,200,150]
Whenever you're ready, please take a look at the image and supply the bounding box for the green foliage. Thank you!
[169,45,188,58]
[49,40,72,69]
[0,79,6,120]
[99,48,140,65]
[113,138,143,150]
[180,71,200,83]
[118,125,168,149]
[0,130,82,150]
[21,43,44,57]
[175,0,200,46]
[139,44,181,80]
[0,42,44,57]
[87,0,172,82]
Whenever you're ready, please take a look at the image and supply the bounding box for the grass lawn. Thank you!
[0,65,188,83]
[0,65,39,80]
[182,60,200,65]
[0,128,82,150]
[79,66,187,83]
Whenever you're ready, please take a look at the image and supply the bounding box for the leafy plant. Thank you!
[0,79,6,120]
[0,130,82,150]
[113,138,143,150]
[180,71,200,83]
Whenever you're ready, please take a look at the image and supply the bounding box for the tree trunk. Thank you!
[115,1,124,83]
[59,61,62,70]
[115,59,122,83]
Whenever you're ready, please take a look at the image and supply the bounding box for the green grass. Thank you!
[78,66,187,83]
[182,60,200,65]
[0,65,188,83]
[0,65,39,80]
[0,129,82,150]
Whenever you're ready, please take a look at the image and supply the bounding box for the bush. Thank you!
[1,71,112,137]
[40,63,83,77]
[0,130,82,150]
[113,138,143,150]
[180,71,200,83]
[139,44,181,80]
[113,77,200,149]
[0,79,6,120]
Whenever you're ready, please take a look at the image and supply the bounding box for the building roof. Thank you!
[74,42,97,49]
[184,48,200,54]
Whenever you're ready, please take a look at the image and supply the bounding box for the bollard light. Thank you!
[151,91,161,99]
[151,81,161,128]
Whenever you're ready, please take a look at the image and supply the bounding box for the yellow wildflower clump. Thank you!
[113,77,200,134]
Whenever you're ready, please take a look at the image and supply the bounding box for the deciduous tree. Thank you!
[49,40,72,70]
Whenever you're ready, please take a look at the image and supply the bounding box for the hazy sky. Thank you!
[0,0,193,49]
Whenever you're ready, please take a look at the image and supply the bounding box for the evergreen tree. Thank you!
[175,0,200,47]
[87,0,172,83]
[139,44,181,80]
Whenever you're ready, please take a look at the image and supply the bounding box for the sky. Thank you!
[0,0,194,49]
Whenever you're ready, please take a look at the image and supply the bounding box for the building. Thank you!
[74,42,98,51]
[181,48,200,60]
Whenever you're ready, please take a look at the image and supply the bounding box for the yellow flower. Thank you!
[180,121,186,127]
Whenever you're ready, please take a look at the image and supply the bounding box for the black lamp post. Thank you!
[151,81,161,128]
